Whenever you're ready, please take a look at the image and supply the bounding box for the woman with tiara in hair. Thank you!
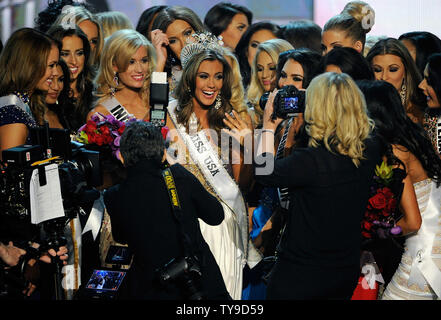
[165,37,262,299]
[321,1,375,55]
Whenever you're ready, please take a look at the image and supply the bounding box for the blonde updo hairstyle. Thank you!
[94,29,156,106]
[305,72,374,167]
[324,1,375,53]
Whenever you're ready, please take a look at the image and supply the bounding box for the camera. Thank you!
[259,85,305,120]
[157,255,204,300]
[0,127,102,298]
[150,72,169,128]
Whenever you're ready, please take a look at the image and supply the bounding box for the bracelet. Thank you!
[261,129,275,134]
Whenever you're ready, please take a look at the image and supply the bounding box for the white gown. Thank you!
[166,101,261,300]
[382,179,441,300]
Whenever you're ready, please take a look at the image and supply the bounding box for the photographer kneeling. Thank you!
[104,121,230,300]
[255,72,382,300]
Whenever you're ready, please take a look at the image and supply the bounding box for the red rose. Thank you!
[100,125,110,136]
[381,209,390,217]
[88,132,96,144]
[118,124,126,135]
[85,121,97,134]
[95,135,105,146]
[363,221,373,231]
[369,193,387,210]
[362,231,372,239]
[380,187,394,199]
[386,197,397,212]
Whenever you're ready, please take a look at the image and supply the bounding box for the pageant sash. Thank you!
[101,96,133,122]
[82,192,104,240]
[407,180,441,297]
[167,100,262,268]
[0,94,34,118]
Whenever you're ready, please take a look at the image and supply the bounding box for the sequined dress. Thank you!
[382,179,441,300]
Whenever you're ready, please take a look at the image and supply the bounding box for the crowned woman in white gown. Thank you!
[165,34,261,300]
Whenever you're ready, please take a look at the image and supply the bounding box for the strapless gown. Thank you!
[382,179,441,300]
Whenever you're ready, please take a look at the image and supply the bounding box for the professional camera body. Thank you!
[0,127,102,298]
[157,255,204,300]
[260,85,305,119]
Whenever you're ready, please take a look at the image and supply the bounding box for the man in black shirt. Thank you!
[104,121,230,299]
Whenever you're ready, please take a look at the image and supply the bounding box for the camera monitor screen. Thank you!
[86,270,126,292]
[105,245,132,265]
[284,97,299,112]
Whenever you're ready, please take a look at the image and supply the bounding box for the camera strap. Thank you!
[161,167,192,257]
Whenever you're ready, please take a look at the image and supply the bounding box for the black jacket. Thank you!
[104,160,230,300]
[255,138,382,269]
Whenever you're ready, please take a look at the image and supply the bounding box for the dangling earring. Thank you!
[214,94,222,110]
[111,72,119,96]
[400,80,407,106]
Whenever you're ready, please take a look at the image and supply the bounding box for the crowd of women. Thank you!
[1,0,441,300]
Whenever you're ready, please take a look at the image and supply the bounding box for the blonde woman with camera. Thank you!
[255,72,382,299]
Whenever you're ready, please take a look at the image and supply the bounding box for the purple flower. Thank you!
[113,136,121,147]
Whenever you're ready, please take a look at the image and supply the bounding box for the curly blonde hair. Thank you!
[94,29,156,107]
[305,72,374,167]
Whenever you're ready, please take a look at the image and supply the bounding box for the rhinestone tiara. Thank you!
[180,32,225,69]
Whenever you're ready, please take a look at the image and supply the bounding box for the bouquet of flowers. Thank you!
[75,113,134,161]
[75,113,169,161]
[361,161,403,240]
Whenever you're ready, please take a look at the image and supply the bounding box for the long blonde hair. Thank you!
[94,29,156,106]
[221,48,249,119]
[305,72,374,167]
[247,39,294,122]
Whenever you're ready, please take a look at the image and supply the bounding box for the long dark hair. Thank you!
[234,21,280,88]
[276,48,321,89]
[399,31,441,77]
[135,5,168,40]
[366,38,426,111]
[47,25,95,125]
[358,80,441,185]
[319,47,374,81]
[46,59,83,131]
[204,2,253,37]
[277,20,322,54]
[151,6,205,73]
[425,53,441,107]
[176,49,233,134]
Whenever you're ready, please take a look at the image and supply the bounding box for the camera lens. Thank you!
[259,92,271,111]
